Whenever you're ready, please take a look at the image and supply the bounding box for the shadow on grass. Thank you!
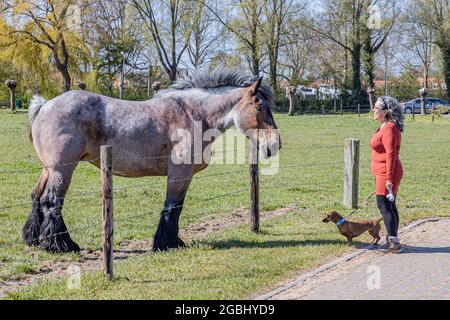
[195,238,368,250]
[131,273,253,285]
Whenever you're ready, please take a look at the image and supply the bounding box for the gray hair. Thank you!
[376,96,404,132]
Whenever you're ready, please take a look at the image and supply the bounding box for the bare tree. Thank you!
[130,0,194,81]
[306,0,365,95]
[361,1,398,109]
[279,15,315,84]
[394,4,435,91]
[264,0,300,92]
[203,0,267,76]
[413,0,450,102]
[87,0,145,96]
[183,0,223,71]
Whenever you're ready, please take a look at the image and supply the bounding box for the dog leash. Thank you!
[347,192,376,217]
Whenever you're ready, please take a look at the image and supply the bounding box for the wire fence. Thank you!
[1,139,448,174]
[0,139,449,252]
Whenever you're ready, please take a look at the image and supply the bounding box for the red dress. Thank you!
[370,121,403,196]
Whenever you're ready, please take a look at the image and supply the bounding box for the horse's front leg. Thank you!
[152,163,192,252]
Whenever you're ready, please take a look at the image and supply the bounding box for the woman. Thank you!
[370,96,404,253]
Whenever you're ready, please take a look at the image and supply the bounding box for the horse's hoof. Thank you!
[152,236,184,252]
[22,212,42,247]
[39,234,80,253]
[177,237,185,248]
[23,230,40,247]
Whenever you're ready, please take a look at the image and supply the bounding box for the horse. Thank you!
[23,69,281,253]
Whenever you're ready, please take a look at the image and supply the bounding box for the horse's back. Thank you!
[31,90,194,177]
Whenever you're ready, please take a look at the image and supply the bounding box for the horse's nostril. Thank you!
[266,148,272,157]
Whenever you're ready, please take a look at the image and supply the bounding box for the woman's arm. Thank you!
[381,124,398,183]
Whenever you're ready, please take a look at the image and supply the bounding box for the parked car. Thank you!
[318,84,338,99]
[318,85,351,100]
[295,85,317,98]
[401,98,450,114]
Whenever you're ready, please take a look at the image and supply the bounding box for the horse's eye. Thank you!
[255,106,262,112]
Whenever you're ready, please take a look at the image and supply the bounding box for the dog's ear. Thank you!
[329,211,340,222]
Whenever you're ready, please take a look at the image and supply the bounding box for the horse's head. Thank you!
[233,77,281,159]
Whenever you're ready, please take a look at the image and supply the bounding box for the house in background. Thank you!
[417,77,447,91]
[373,77,447,91]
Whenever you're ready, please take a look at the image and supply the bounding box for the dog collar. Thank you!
[336,217,346,226]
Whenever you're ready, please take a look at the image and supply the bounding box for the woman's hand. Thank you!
[386,180,393,191]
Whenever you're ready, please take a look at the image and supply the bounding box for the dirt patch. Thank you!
[0,204,297,298]
[183,204,297,242]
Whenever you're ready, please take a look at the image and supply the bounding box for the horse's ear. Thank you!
[250,77,263,96]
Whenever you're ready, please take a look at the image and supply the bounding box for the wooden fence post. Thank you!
[340,100,343,116]
[343,139,360,209]
[322,105,325,116]
[250,133,259,233]
[101,145,114,280]
[357,104,360,117]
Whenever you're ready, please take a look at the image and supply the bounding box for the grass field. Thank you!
[0,109,449,299]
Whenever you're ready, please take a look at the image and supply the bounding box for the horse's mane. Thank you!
[165,69,274,104]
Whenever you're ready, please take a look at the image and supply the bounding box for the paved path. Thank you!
[261,218,450,300]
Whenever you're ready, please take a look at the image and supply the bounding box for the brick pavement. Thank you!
[262,218,450,300]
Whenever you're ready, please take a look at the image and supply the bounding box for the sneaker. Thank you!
[387,237,403,254]
[374,236,390,253]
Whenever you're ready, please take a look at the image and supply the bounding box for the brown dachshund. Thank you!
[322,211,383,244]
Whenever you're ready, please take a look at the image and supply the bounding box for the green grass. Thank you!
[0,109,449,299]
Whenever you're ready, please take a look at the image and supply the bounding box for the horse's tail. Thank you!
[28,95,47,142]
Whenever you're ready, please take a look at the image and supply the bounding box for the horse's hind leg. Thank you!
[38,165,80,253]
[23,169,49,246]
[153,164,192,252]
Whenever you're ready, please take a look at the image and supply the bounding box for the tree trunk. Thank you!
[367,87,376,111]
[251,44,260,76]
[147,65,152,99]
[170,1,177,82]
[61,67,71,92]
[362,35,375,110]
[6,80,16,112]
[169,64,177,82]
[250,0,259,76]
[287,86,295,115]
[119,57,125,99]
[441,44,450,103]
[420,87,427,115]
[269,52,277,93]
[352,44,362,93]
[54,58,71,93]
[108,76,113,97]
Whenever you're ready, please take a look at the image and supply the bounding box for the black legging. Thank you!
[376,195,400,237]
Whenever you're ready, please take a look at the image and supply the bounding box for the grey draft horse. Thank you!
[24,69,281,253]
